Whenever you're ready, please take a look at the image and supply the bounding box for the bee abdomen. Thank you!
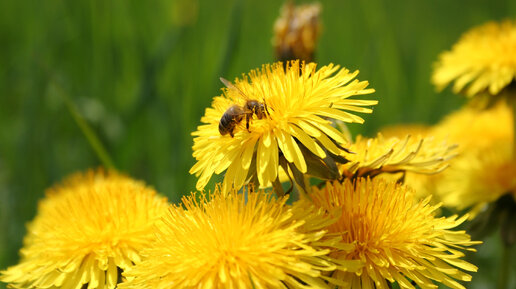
[219,105,244,136]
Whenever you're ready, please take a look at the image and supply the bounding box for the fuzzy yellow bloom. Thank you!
[121,187,346,289]
[430,102,514,215]
[190,61,377,193]
[433,20,516,98]
[437,140,516,215]
[298,178,480,289]
[0,170,170,289]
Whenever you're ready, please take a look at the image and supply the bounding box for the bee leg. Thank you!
[264,101,271,116]
[229,130,234,137]
[246,114,251,132]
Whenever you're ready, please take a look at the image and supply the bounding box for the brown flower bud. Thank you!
[273,2,321,63]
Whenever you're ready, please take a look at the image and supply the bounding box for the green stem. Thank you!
[303,175,313,196]
[57,86,116,170]
[39,59,117,170]
[498,244,511,289]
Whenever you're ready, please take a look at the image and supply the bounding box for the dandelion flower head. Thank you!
[190,61,377,192]
[0,169,170,289]
[121,186,341,289]
[436,140,516,215]
[299,178,480,289]
[433,20,516,98]
[429,101,514,215]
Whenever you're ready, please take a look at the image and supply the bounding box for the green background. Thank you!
[0,0,515,288]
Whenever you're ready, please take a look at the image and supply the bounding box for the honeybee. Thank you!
[218,77,269,137]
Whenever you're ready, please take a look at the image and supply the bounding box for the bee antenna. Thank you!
[219,77,232,88]
[264,101,271,117]
[219,77,248,99]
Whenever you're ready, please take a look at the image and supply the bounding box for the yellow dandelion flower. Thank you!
[436,140,516,215]
[121,187,342,289]
[273,2,321,63]
[300,178,481,289]
[428,102,514,215]
[190,60,377,193]
[341,134,456,179]
[433,20,516,98]
[0,169,170,289]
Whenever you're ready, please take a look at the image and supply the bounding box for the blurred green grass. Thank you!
[0,0,515,288]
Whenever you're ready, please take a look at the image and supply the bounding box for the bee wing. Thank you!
[220,77,248,100]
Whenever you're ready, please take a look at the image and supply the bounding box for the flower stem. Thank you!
[498,244,511,289]
[41,61,117,170]
[303,175,313,195]
[61,94,116,170]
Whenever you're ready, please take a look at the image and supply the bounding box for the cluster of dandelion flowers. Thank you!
[190,61,377,192]
[297,178,480,289]
[0,170,170,289]
[432,20,516,98]
[121,187,343,289]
